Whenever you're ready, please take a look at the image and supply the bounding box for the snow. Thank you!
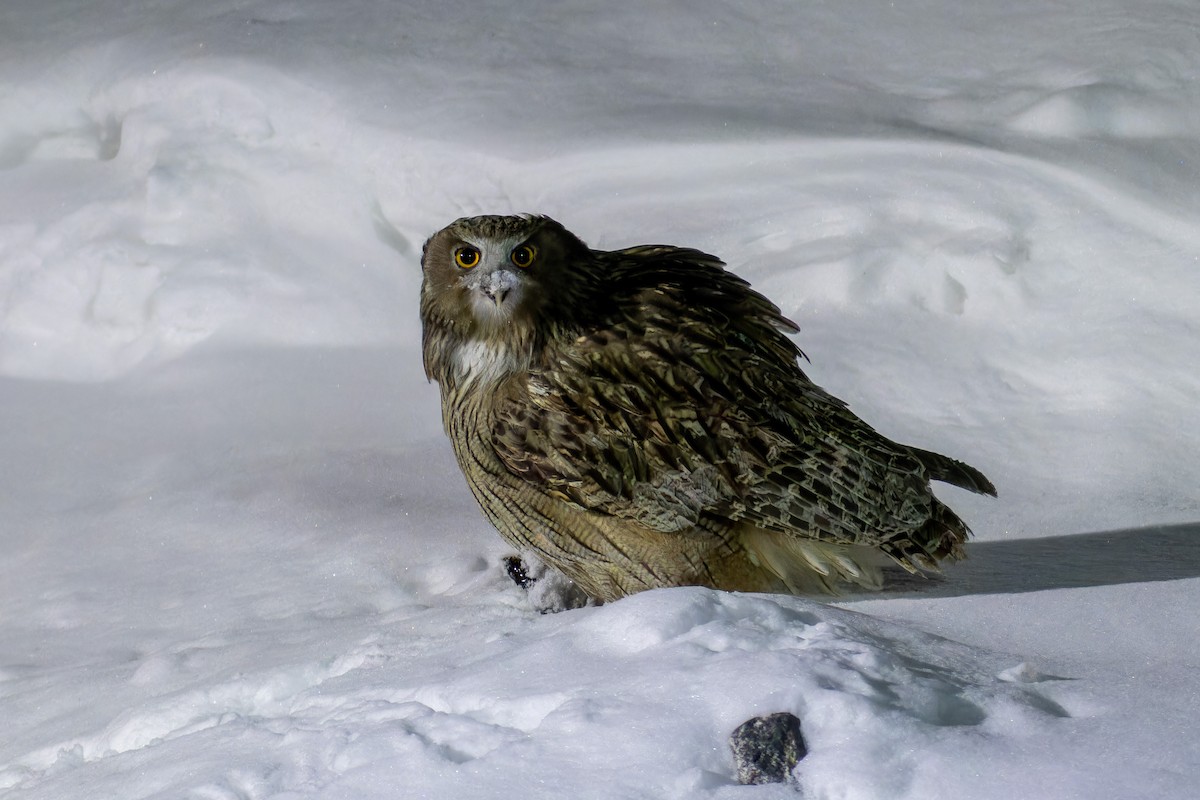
[2,1,1198,797]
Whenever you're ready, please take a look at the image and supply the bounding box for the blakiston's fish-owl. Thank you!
[419,214,995,602]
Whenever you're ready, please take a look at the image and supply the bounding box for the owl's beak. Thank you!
[466,267,523,323]
[483,284,510,305]
[479,269,520,307]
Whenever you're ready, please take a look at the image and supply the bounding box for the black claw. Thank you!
[504,555,535,589]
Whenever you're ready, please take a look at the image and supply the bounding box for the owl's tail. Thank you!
[910,447,997,497]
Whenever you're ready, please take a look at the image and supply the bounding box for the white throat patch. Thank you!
[451,338,524,386]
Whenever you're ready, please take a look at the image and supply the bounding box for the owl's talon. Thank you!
[503,554,535,589]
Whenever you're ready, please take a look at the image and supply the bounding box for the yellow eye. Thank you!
[454,246,481,269]
[510,244,537,268]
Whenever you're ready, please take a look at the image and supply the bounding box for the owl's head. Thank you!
[420,214,594,385]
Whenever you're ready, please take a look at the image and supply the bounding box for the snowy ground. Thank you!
[3,1,1199,798]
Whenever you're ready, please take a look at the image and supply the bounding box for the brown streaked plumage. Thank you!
[419,214,996,602]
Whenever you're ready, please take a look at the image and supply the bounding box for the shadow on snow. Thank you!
[873,522,1200,598]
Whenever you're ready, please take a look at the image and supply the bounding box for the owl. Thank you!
[419,214,995,602]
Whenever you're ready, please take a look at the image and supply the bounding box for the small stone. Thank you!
[730,712,806,786]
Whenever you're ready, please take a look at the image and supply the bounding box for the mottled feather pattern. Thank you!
[420,215,996,601]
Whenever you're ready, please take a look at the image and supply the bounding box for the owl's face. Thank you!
[421,215,589,332]
[420,214,593,385]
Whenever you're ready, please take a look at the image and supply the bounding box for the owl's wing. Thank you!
[492,340,919,545]
[489,246,974,551]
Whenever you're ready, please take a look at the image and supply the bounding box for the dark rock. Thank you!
[730,712,806,786]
